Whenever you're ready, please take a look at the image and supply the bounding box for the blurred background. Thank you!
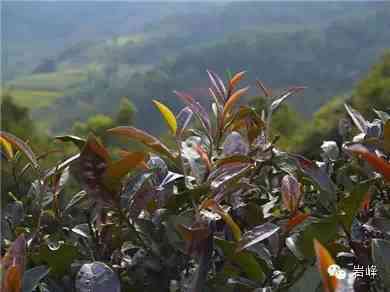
[2,1,390,155]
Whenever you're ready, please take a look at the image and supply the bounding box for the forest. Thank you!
[1,2,390,292]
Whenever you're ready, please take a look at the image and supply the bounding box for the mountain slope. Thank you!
[46,5,390,133]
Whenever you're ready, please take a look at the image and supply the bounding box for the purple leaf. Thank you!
[176,106,193,137]
[209,162,251,189]
[236,222,280,252]
[207,70,226,103]
[290,154,336,194]
[270,87,305,113]
[281,174,301,213]
[222,131,249,156]
[174,91,210,131]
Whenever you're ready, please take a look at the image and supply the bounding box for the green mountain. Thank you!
[2,2,389,135]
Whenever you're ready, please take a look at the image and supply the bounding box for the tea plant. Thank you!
[1,71,389,292]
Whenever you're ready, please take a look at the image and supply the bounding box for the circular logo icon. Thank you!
[335,269,347,280]
[327,264,340,276]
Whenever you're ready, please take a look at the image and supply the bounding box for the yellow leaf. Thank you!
[313,239,338,292]
[153,100,177,135]
[0,136,14,160]
[384,120,390,153]
[200,199,242,241]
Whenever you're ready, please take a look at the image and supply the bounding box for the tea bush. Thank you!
[1,71,389,292]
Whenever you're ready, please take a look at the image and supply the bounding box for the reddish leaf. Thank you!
[3,266,22,292]
[107,126,176,161]
[223,86,249,119]
[70,135,115,205]
[360,190,372,213]
[284,212,310,233]
[228,71,246,96]
[1,234,26,292]
[103,152,147,186]
[346,143,390,181]
[313,239,338,292]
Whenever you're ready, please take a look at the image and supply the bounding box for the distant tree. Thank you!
[73,114,114,139]
[1,94,35,140]
[115,97,137,126]
[352,50,390,117]
[292,51,390,157]
[250,96,305,150]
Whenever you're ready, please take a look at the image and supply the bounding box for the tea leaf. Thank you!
[236,222,280,252]
[0,131,39,169]
[346,143,390,181]
[0,136,14,160]
[153,100,177,135]
[200,199,242,241]
[55,135,85,149]
[107,126,176,161]
[313,239,338,292]
[223,86,249,119]
[22,266,50,292]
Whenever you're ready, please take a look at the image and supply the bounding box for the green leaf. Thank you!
[153,100,177,135]
[31,244,78,276]
[215,238,265,282]
[337,181,370,230]
[295,216,338,259]
[64,190,87,213]
[372,239,390,288]
[22,266,50,292]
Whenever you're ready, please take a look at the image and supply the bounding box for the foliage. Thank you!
[1,71,390,292]
[293,50,390,158]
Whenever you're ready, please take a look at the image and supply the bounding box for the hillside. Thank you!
[2,2,389,135]
[41,4,390,134]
